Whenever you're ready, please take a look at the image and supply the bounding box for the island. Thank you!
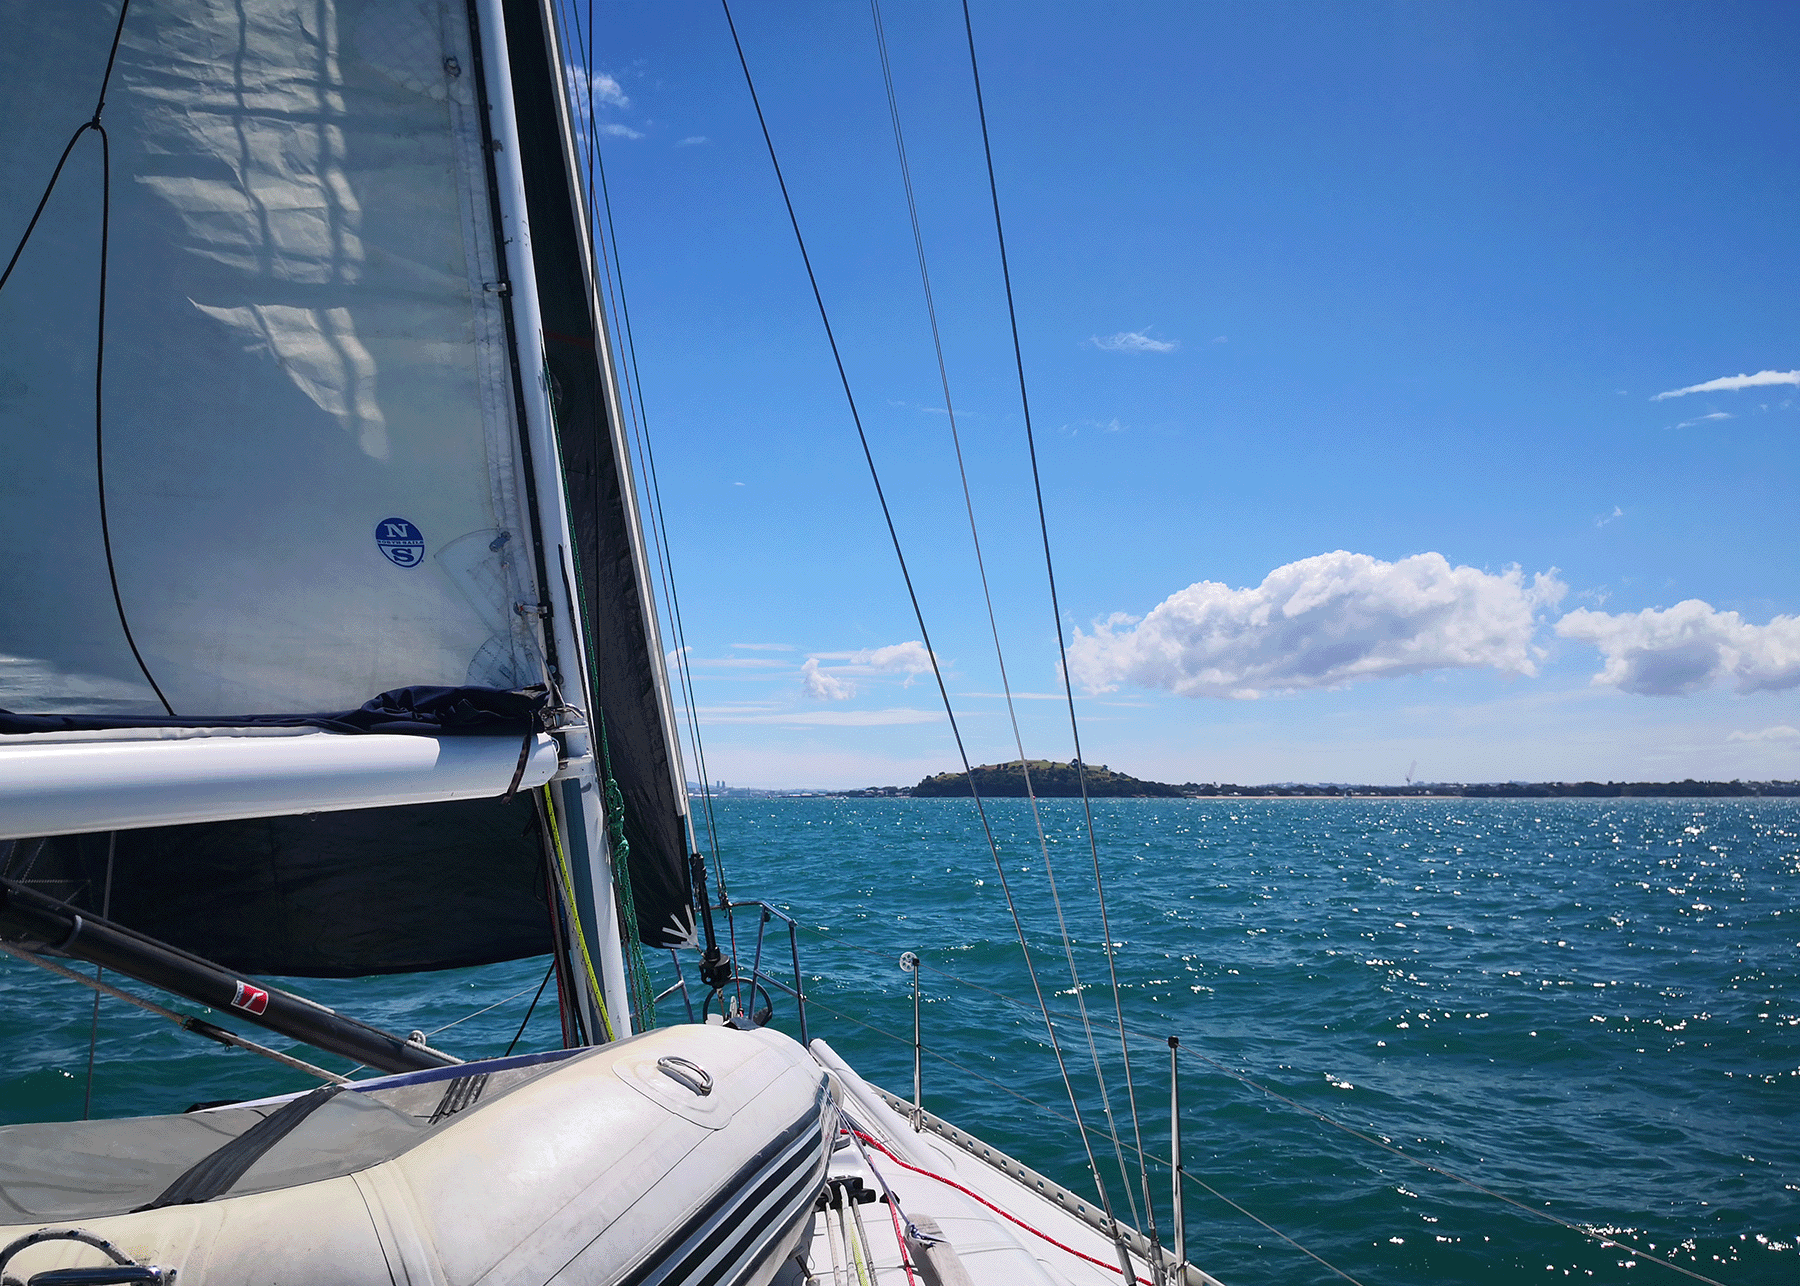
[810,763,1800,800]
[909,760,1185,797]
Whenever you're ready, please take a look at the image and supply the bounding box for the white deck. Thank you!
[795,1040,1222,1286]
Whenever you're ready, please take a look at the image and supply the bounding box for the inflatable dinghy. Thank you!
[0,1025,833,1286]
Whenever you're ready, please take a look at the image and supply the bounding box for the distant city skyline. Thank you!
[592,1,1799,789]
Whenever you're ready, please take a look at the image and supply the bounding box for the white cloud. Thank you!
[800,658,854,701]
[1556,602,1800,696]
[1652,369,1800,400]
[810,641,936,679]
[1090,329,1179,354]
[590,71,630,108]
[702,706,939,727]
[1066,551,1565,699]
[601,123,644,139]
[732,642,796,651]
[676,135,708,147]
[1594,505,1624,528]
[1728,725,1800,744]
[1670,411,1733,430]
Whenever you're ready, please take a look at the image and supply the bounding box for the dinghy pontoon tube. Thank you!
[0,1024,835,1286]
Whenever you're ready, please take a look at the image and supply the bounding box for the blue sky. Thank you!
[576,0,1799,789]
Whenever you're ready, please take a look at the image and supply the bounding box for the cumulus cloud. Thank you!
[1066,551,1564,699]
[800,658,854,701]
[1652,369,1800,400]
[1555,602,1800,696]
[1090,329,1179,354]
[601,122,644,139]
[589,71,630,108]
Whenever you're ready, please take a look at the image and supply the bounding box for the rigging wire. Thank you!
[0,0,172,717]
[80,832,116,1120]
[866,0,1148,1243]
[559,0,730,912]
[717,3,1134,1269]
[0,942,348,1086]
[958,0,1160,1249]
[425,976,546,1038]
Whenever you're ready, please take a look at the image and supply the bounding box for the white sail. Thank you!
[0,0,542,718]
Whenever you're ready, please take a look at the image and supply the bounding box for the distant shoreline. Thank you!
[692,777,1800,801]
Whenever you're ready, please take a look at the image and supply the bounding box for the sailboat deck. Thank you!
[801,1040,1222,1286]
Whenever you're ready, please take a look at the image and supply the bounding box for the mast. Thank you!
[469,0,629,1039]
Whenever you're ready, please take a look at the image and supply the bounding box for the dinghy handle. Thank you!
[656,1055,714,1097]
[0,1229,173,1286]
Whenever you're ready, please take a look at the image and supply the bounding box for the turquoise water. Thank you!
[3,797,1796,1285]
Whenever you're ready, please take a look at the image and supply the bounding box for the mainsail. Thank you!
[0,0,695,988]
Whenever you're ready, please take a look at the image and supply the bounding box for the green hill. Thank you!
[910,760,1185,798]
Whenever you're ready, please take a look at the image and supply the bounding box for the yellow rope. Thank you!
[543,783,614,1043]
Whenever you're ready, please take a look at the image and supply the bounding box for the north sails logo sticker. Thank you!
[231,981,270,1015]
[375,517,425,567]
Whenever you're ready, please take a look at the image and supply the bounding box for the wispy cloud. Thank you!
[1670,411,1732,430]
[691,656,787,669]
[798,640,938,701]
[1727,725,1800,744]
[601,123,644,139]
[1652,369,1800,400]
[732,642,797,652]
[1594,505,1623,528]
[702,706,941,727]
[1065,551,1566,698]
[1089,329,1179,354]
[676,135,708,147]
[1557,602,1800,696]
[809,641,936,679]
[957,691,1066,701]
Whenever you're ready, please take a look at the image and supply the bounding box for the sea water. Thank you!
[3,797,1795,1285]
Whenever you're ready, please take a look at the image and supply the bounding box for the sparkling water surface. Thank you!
[4,797,1795,1285]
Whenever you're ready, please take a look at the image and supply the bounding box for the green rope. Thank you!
[540,359,658,1030]
[598,709,658,1029]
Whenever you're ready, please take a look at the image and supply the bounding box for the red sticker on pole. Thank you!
[231,981,270,1015]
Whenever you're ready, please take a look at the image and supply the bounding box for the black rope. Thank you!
[504,960,557,1057]
[719,0,1128,1247]
[0,1,172,716]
